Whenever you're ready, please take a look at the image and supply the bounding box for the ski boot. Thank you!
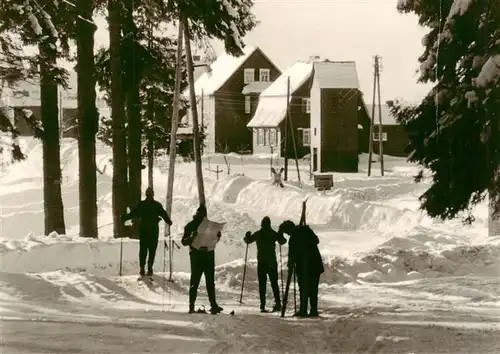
[210,305,224,314]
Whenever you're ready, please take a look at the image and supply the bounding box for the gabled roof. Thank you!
[365,104,398,125]
[182,46,260,98]
[311,61,360,89]
[247,61,313,128]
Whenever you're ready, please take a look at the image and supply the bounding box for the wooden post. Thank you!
[164,20,184,281]
[58,85,63,141]
[183,17,206,206]
[376,58,384,176]
[284,77,290,181]
[367,55,378,177]
[270,145,274,178]
[201,88,204,155]
[216,165,221,180]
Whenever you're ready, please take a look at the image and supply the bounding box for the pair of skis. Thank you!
[281,198,308,318]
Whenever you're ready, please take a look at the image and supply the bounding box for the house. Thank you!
[247,61,313,158]
[310,61,363,173]
[1,72,108,138]
[181,46,281,154]
[360,103,410,157]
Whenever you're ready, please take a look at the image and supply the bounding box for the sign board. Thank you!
[191,218,226,251]
[314,174,334,191]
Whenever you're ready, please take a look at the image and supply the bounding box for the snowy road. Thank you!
[3,299,500,353]
[1,271,500,353]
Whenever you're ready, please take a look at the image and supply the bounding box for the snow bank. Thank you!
[1,138,492,291]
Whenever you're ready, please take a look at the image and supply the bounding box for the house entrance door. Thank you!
[312,147,318,171]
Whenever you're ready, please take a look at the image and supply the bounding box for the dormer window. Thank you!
[244,68,255,84]
[259,69,270,82]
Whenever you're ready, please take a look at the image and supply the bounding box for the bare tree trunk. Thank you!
[164,21,184,281]
[124,0,142,219]
[108,0,128,238]
[76,0,98,238]
[39,42,66,235]
[183,18,206,206]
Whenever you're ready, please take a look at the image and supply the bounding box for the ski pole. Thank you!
[119,234,124,277]
[162,233,168,312]
[293,268,297,313]
[239,242,249,304]
[279,245,284,300]
[168,225,173,281]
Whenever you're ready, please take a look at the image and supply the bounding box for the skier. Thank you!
[181,205,224,315]
[278,220,324,317]
[244,216,287,312]
[120,187,172,278]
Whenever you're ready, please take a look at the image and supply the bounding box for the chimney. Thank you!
[308,55,320,63]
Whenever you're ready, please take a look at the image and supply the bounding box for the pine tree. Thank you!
[392,0,500,224]
[0,0,72,235]
[108,0,128,238]
[75,0,100,238]
[0,36,29,163]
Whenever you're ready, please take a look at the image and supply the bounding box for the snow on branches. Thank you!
[220,0,244,49]
[165,0,256,56]
[476,54,500,87]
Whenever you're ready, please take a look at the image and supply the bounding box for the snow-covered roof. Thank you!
[312,61,360,89]
[242,81,272,94]
[365,104,398,125]
[1,71,107,109]
[182,46,259,98]
[247,62,313,128]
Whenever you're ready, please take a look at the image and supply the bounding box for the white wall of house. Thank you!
[252,127,281,156]
[310,83,322,173]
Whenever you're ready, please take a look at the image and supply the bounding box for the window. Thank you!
[257,128,264,146]
[245,96,251,114]
[302,128,311,146]
[302,98,311,113]
[314,128,317,136]
[269,128,276,146]
[373,132,388,142]
[259,69,270,82]
[244,68,255,84]
[193,55,201,62]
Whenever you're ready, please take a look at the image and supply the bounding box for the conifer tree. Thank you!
[392,0,500,225]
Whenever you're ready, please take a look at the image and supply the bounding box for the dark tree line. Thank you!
[0,0,256,238]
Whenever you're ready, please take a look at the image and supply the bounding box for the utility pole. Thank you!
[367,55,384,177]
[164,20,184,281]
[284,77,290,181]
[286,77,301,187]
[183,17,206,206]
[376,57,384,176]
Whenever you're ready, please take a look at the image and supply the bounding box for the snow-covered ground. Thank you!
[1,138,499,353]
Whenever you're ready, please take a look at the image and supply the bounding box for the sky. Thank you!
[90,0,432,104]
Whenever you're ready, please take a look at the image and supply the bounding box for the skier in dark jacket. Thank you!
[120,187,172,277]
[278,220,324,317]
[181,205,223,315]
[244,216,287,312]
